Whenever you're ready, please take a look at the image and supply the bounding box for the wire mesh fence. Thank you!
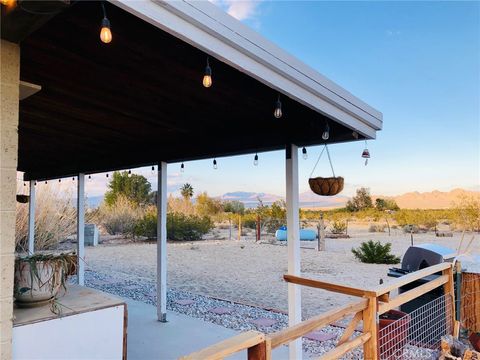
[378,294,453,360]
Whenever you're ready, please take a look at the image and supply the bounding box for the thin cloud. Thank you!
[210,0,262,21]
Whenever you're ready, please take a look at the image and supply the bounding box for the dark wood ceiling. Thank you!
[17,1,361,180]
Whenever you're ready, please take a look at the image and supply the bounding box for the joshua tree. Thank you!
[180,183,194,201]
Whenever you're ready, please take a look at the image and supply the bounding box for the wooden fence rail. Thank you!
[180,262,456,360]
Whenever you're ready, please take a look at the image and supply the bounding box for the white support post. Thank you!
[27,180,35,254]
[77,173,85,286]
[157,162,168,322]
[286,144,302,359]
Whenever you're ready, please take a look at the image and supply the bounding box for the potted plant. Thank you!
[14,253,77,308]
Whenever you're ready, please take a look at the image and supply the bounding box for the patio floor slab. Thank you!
[126,299,292,359]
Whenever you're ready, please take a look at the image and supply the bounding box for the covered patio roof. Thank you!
[2,0,382,181]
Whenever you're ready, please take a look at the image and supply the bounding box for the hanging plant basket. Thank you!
[16,194,29,203]
[308,144,345,196]
[309,176,344,196]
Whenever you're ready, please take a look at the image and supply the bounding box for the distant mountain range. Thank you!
[221,188,479,209]
[86,189,479,210]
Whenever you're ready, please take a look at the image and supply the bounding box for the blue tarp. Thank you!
[275,229,317,241]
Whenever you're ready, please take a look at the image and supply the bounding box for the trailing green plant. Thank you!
[14,252,77,297]
[351,240,400,264]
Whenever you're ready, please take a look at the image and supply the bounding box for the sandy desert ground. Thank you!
[85,226,479,318]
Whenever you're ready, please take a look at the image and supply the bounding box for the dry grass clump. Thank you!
[16,184,76,252]
[97,195,142,236]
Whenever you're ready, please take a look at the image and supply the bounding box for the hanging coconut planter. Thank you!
[308,144,344,196]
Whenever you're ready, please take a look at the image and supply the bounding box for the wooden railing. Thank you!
[180,262,456,360]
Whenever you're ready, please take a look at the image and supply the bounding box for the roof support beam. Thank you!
[286,144,302,359]
[27,180,35,254]
[76,173,85,286]
[156,162,168,322]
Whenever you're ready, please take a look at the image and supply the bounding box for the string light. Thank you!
[274,94,282,119]
[23,182,26,187]
[213,159,218,170]
[322,122,330,140]
[72,177,75,181]
[88,175,92,181]
[100,2,112,44]
[253,153,259,166]
[202,57,212,88]
[58,179,61,183]
[45,181,47,184]
[106,173,109,178]
[302,147,308,160]
[34,181,37,186]
[128,170,132,177]
[180,163,185,173]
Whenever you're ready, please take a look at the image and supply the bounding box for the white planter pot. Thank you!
[14,261,62,307]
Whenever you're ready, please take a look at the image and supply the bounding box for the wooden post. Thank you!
[318,214,325,251]
[443,264,457,336]
[157,161,168,322]
[238,215,242,240]
[247,339,271,360]
[362,296,378,360]
[27,180,35,254]
[286,144,302,359]
[256,215,261,242]
[77,173,85,286]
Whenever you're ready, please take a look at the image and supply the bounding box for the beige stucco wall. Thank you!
[0,39,20,360]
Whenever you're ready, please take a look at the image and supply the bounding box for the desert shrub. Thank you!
[352,240,400,264]
[98,195,141,236]
[403,225,420,234]
[15,184,77,251]
[167,213,213,241]
[369,224,385,233]
[134,206,157,239]
[104,171,152,206]
[330,220,347,234]
[242,217,257,229]
[452,195,480,232]
[195,192,223,217]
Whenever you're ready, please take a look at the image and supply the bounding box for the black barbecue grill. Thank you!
[388,243,456,313]
[387,244,457,346]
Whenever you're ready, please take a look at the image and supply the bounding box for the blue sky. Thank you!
[60,1,480,199]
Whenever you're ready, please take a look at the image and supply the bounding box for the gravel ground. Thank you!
[74,269,363,358]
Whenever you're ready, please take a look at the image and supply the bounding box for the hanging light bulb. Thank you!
[58,179,61,183]
[23,182,26,187]
[34,181,37,186]
[88,175,92,181]
[203,57,212,88]
[72,177,75,181]
[151,166,156,175]
[213,159,218,170]
[180,163,185,173]
[322,122,330,140]
[128,170,132,177]
[45,181,47,184]
[302,147,308,160]
[361,140,371,166]
[274,94,282,119]
[254,153,259,166]
[106,173,109,178]
[100,2,112,44]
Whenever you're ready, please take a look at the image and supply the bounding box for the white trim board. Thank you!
[113,0,383,139]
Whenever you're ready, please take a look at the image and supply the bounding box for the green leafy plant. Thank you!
[167,213,213,241]
[351,240,400,264]
[330,220,347,234]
